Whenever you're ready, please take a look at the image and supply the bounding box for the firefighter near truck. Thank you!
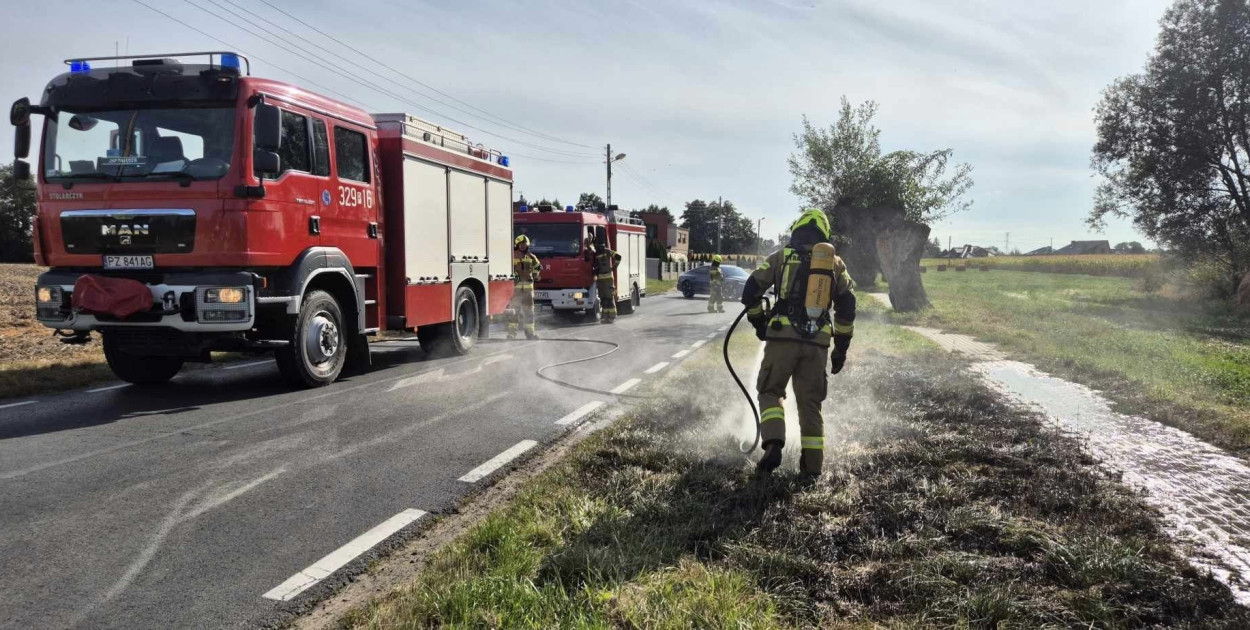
[513,203,646,320]
[9,52,517,388]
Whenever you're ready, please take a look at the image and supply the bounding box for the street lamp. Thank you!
[606,145,626,214]
[756,218,765,256]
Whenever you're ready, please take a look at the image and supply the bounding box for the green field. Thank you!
[890,270,1250,455]
[921,254,1162,278]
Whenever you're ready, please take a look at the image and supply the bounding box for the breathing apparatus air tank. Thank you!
[802,242,836,334]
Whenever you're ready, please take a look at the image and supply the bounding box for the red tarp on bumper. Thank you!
[73,275,154,319]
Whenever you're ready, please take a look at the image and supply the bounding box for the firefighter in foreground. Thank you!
[509,235,541,339]
[708,255,725,313]
[591,232,622,324]
[741,209,856,478]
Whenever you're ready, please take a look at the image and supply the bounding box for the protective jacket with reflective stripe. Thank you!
[513,251,541,289]
[745,246,854,347]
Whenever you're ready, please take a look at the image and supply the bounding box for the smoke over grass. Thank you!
[340,316,1248,628]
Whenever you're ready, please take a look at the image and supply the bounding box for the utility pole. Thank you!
[756,217,764,256]
[1005,232,1010,254]
[716,196,723,255]
[605,144,612,214]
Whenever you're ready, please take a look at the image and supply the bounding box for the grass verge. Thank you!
[337,314,1246,628]
[891,269,1250,456]
[646,277,677,296]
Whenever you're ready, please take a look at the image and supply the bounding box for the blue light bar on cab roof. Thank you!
[519,205,529,213]
[219,53,240,71]
[498,155,510,167]
[69,60,91,73]
[566,205,575,212]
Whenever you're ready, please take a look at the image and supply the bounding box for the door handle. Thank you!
[309,215,321,235]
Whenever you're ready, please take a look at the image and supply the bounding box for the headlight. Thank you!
[37,286,62,304]
[572,292,584,299]
[204,287,246,304]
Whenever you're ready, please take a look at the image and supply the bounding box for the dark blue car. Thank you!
[678,264,749,300]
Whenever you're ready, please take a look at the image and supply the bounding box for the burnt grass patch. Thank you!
[345,342,1249,628]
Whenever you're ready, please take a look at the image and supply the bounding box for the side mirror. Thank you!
[254,103,281,152]
[253,149,280,176]
[10,97,30,126]
[12,160,30,181]
[14,122,30,160]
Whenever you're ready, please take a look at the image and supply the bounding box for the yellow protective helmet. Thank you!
[514,234,531,247]
[712,254,722,263]
[789,208,831,239]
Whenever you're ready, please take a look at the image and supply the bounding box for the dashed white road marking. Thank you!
[610,378,641,394]
[671,349,691,359]
[691,340,706,349]
[556,401,604,426]
[263,508,427,601]
[0,400,36,410]
[224,360,270,370]
[706,331,720,339]
[644,362,669,374]
[459,440,539,483]
[86,384,129,393]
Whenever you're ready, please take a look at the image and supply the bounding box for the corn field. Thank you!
[921,254,1163,279]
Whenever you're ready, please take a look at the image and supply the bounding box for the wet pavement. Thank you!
[881,308,1250,605]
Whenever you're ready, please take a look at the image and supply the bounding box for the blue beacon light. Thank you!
[69,60,91,73]
[566,205,575,212]
[220,54,240,72]
[519,205,529,213]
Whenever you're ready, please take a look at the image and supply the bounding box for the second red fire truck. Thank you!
[10,52,516,387]
[514,204,647,318]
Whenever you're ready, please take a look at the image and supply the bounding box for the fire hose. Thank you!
[723,297,770,454]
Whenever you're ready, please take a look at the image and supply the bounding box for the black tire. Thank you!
[682,282,695,299]
[102,333,183,385]
[420,286,479,356]
[619,284,639,314]
[276,289,346,388]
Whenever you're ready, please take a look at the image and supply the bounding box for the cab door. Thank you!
[252,106,324,256]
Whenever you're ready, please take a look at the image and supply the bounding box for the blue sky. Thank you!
[1,0,1171,251]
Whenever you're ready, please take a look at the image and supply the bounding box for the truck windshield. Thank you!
[43,106,236,183]
[516,223,584,256]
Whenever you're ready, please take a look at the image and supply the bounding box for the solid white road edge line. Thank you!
[556,401,604,426]
[610,378,642,394]
[262,508,427,602]
[86,384,129,393]
[224,360,271,370]
[671,349,691,359]
[0,400,36,410]
[459,440,540,483]
[644,362,669,374]
[691,340,706,349]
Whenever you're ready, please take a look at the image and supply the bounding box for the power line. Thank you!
[130,0,370,110]
[181,0,599,160]
[222,0,601,157]
[254,0,600,151]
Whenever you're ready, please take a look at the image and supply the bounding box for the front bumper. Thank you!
[35,269,258,332]
[532,287,594,310]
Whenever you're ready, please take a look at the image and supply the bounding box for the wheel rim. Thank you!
[305,310,340,366]
[455,296,477,344]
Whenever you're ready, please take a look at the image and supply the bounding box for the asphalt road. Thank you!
[0,292,739,629]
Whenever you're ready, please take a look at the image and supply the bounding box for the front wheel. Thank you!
[682,282,695,299]
[102,334,183,385]
[276,289,346,388]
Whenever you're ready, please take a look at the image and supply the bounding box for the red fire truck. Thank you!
[9,52,516,387]
[513,204,646,318]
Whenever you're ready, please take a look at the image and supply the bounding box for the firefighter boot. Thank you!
[755,440,783,475]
